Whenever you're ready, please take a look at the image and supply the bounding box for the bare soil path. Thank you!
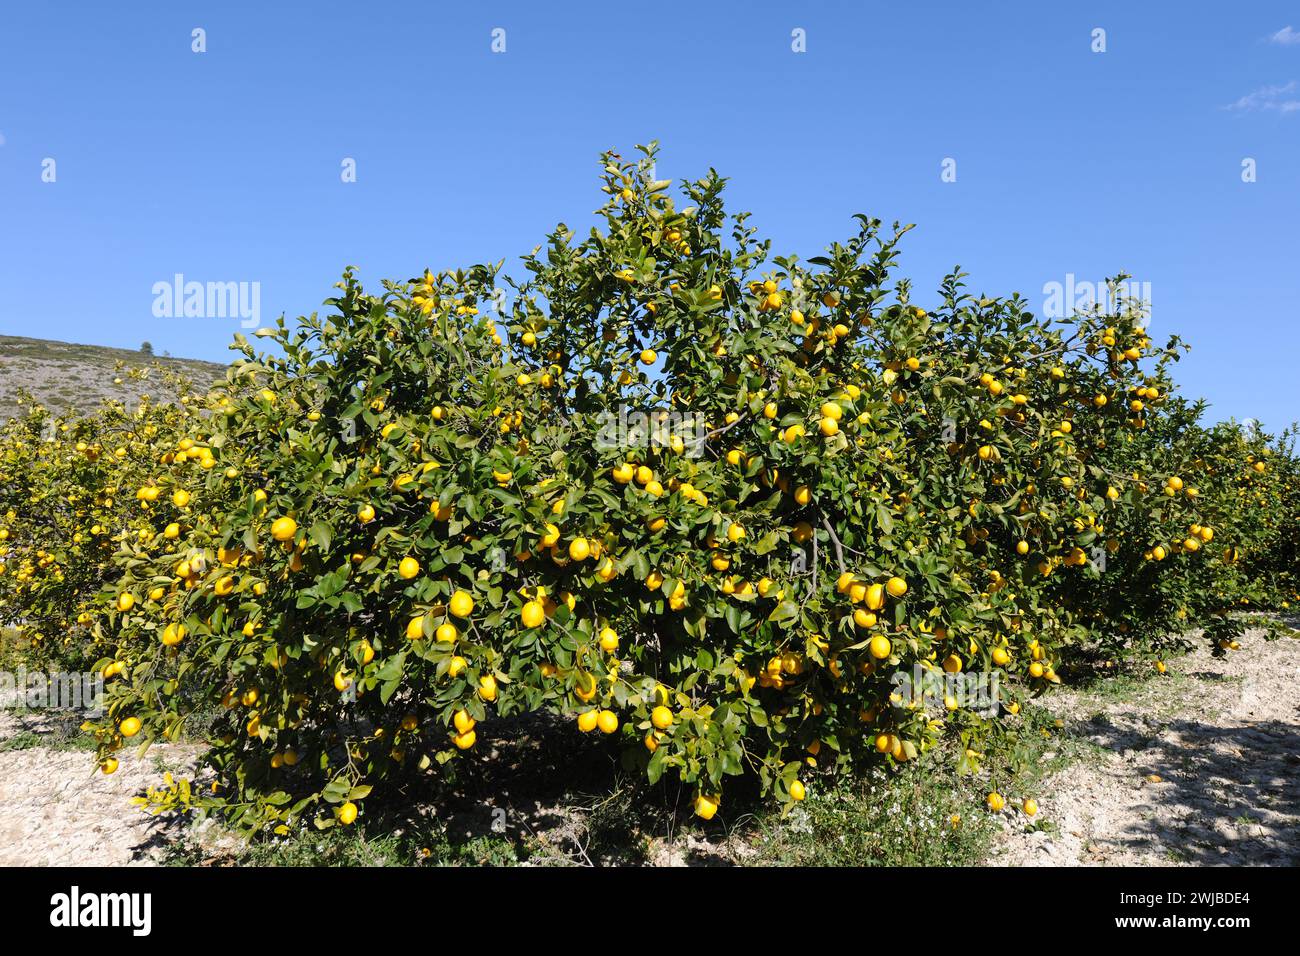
[989,630,1300,866]
[0,711,198,866]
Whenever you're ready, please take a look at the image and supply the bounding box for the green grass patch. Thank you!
[162,817,529,867]
[0,724,97,753]
[748,764,1000,866]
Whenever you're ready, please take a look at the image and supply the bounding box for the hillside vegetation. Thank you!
[0,335,226,415]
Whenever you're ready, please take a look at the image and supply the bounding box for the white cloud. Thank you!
[1224,80,1300,113]
[1269,25,1300,45]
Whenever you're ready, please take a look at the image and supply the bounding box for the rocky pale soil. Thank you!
[0,710,200,866]
[990,629,1300,865]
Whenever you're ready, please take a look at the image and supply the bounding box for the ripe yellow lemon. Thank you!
[435,622,458,643]
[789,780,806,801]
[568,538,591,561]
[885,576,907,598]
[574,672,598,701]
[448,590,474,618]
[337,801,358,825]
[357,504,375,523]
[598,626,619,652]
[596,710,618,734]
[398,556,420,579]
[1022,798,1038,816]
[865,583,885,610]
[693,793,719,820]
[270,516,297,541]
[521,601,546,629]
[987,792,1005,812]
[651,705,673,730]
[577,710,599,732]
[853,608,877,628]
[478,674,497,702]
[119,717,142,738]
[869,635,892,660]
[453,729,477,750]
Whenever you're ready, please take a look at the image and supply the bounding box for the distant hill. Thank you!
[0,335,228,417]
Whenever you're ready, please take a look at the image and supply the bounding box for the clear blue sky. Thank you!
[2,1,1297,430]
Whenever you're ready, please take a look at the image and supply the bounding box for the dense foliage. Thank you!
[1,145,1295,831]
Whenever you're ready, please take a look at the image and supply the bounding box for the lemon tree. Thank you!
[3,144,1296,832]
[0,381,197,674]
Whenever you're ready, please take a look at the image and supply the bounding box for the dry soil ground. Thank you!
[990,629,1300,865]
[0,710,199,866]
